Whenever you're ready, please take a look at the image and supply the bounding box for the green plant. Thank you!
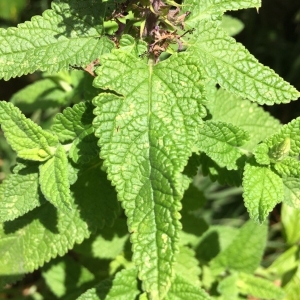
[0,0,300,299]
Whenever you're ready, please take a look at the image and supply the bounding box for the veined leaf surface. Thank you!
[93,51,206,298]
[0,0,114,80]
[188,20,300,105]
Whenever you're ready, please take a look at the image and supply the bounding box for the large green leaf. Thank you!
[93,51,206,298]
[0,0,114,80]
[187,20,300,105]
[0,101,58,161]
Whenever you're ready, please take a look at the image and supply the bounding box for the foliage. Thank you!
[0,0,300,299]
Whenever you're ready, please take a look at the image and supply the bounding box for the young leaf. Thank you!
[184,0,261,25]
[188,20,300,105]
[253,143,270,165]
[77,268,141,300]
[205,88,281,151]
[210,220,267,273]
[197,120,249,170]
[237,272,285,300]
[0,101,58,161]
[0,0,114,80]
[243,162,284,222]
[93,51,206,298]
[39,144,72,210]
[52,102,99,164]
[264,117,300,157]
[0,163,45,222]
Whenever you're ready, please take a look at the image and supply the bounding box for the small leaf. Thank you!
[281,203,300,245]
[197,120,249,170]
[243,162,283,222]
[282,177,300,209]
[39,144,71,210]
[265,117,300,157]
[269,137,291,162]
[210,220,267,273]
[77,268,141,300]
[253,143,271,165]
[217,273,239,300]
[0,163,45,222]
[188,20,300,105]
[221,15,244,36]
[0,101,58,161]
[237,272,285,300]
[52,102,99,164]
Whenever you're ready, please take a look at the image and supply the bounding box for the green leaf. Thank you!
[282,265,300,300]
[282,177,300,209]
[165,274,211,300]
[76,218,128,260]
[93,51,206,298]
[0,203,89,275]
[0,163,45,222]
[184,0,261,25]
[253,143,271,165]
[119,34,148,56]
[188,20,300,105]
[217,273,239,300]
[281,203,300,245]
[0,0,114,80]
[199,153,243,186]
[237,272,285,300]
[267,245,299,276]
[264,117,300,157]
[205,89,281,151]
[274,157,300,178]
[210,220,267,273]
[243,162,283,222]
[0,161,118,275]
[197,121,249,170]
[39,144,71,210]
[174,246,201,286]
[221,15,244,36]
[10,78,67,113]
[52,102,99,164]
[0,101,58,161]
[42,256,95,299]
[71,160,120,231]
[0,0,27,22]
[77,268,141,300]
